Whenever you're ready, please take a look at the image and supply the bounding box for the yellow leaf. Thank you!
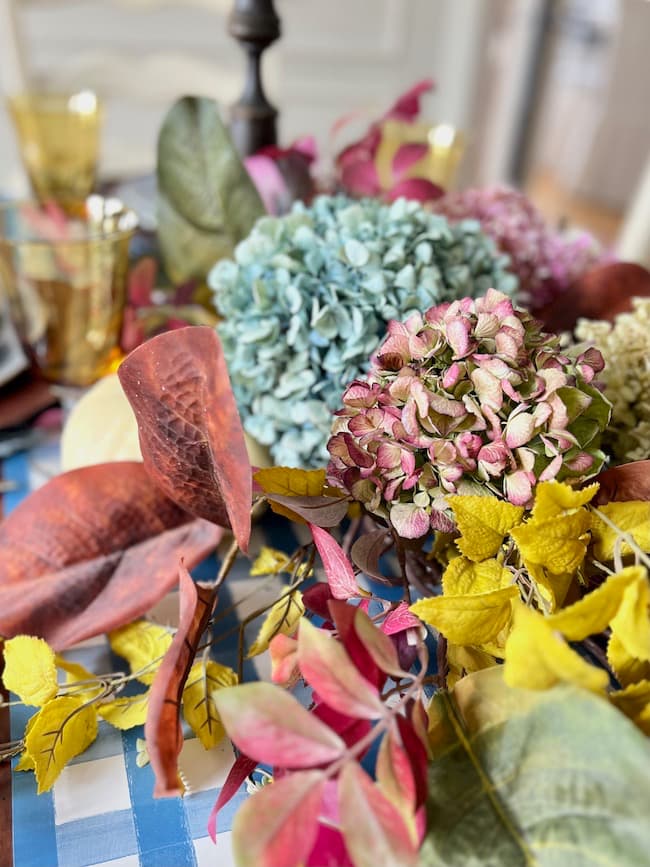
[14,714,38,771]
[610,568,650,662]
[25,696,98,793]
[247,590,305,657]
[55,657,103,700]
[531,481,599,521]
[591,501,650,561]
[511,510,590,575]
[446,643,497,688]
[109,620,174,685]
[98,693,149,730]
[503,603,608,694]
[546,567,641,641]
[526,561,575,612]
[449,496,523,562]
[607,633,650,688]
[254,466,326,497]
[609,680,650,735]
[410,586,519,646]
[250,546,291,577]
[2,636,58,706]
[442,557,513,596]
[182,660,238,749]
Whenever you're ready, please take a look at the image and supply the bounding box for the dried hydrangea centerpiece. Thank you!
[209,194,517,468]
[327,289,611,538]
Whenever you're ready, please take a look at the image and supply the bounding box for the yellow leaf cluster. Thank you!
[247,590,305,657]
[250,546,291,576]
[109,619,174,684]
[182,660,238,749]
[449,497,523,562]
[98,694,149,730]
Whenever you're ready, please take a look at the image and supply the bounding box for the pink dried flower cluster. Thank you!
[433,186,607,311]
[326,290,610,539]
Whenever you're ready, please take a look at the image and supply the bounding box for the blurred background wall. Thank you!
[1,0,649,252]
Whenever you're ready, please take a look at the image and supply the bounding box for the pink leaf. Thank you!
[389,503,430,539]
[212,682,346,768]
[338,762,419,867]
[396,714,428,808]
[376,729,418,821]
[385,177,444,203]
[312,701,372,751]
[351,606,407,679]
[340,160,381,197]
[382,602,422,636]
[298,618,385,719]
[269,634,299,686]
[385,78,435,122]
[391,143,429,182]
[302,582,335,619]
[244,153,291,216]
[208,753,258,842]
[232,770,326,867]
[128,257,157,307]
[307,824,354,867]
[328,601,385,691]
[309,524,359,600]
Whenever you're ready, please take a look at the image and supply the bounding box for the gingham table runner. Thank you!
[3,437,301,867]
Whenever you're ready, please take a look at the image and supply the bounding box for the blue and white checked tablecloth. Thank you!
[3,436,304,867]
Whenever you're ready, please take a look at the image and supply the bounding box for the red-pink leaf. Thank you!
[302,582,335,619]
[385,78,435,122]
[307,824,354,867]
[212,682,346,768]
[309,524,359,600]
[376,728,417,818]
[352,606,407,679]
[338,762,418,867]
[298,618,385,719]
[232,770,326,867]
[128,256,157,307]
[396,714,428,808]
[146,561,217,797]
[208,753,258,842]
[269,634,299,686]
[386,177,444,203]
[118,326,252,552]
[392,143,429,182]
[382,602,423,636]
[340,160,381,197]
[328,600,384,691]
[593,461,650,504]
[312,701,372,751]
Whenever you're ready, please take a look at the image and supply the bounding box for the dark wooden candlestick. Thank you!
[228,0,281,157]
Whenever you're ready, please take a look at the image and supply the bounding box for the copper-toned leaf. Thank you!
[0,463,221,649]
[145,561,217,797]
[593,462,650,505]
[264,494,349,528]
[118,326,252,552]
[538,263,650,333]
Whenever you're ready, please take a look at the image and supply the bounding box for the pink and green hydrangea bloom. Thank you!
[326,290,611,539]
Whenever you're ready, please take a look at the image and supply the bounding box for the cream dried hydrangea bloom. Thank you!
[575,297,650,463]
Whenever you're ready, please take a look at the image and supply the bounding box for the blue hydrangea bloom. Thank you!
[209,195,518,468]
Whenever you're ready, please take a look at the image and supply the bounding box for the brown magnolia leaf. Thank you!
[145,561,217,797]
[0,462,222,649]
[538,262,650,333]
[118,326,252,552]
[264,493,349,528]
[593,461,650,505]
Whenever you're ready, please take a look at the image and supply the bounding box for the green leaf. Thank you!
[420,667,650,866]
[156,96,265,284]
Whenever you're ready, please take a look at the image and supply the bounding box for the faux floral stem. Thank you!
[591,506,650,571]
